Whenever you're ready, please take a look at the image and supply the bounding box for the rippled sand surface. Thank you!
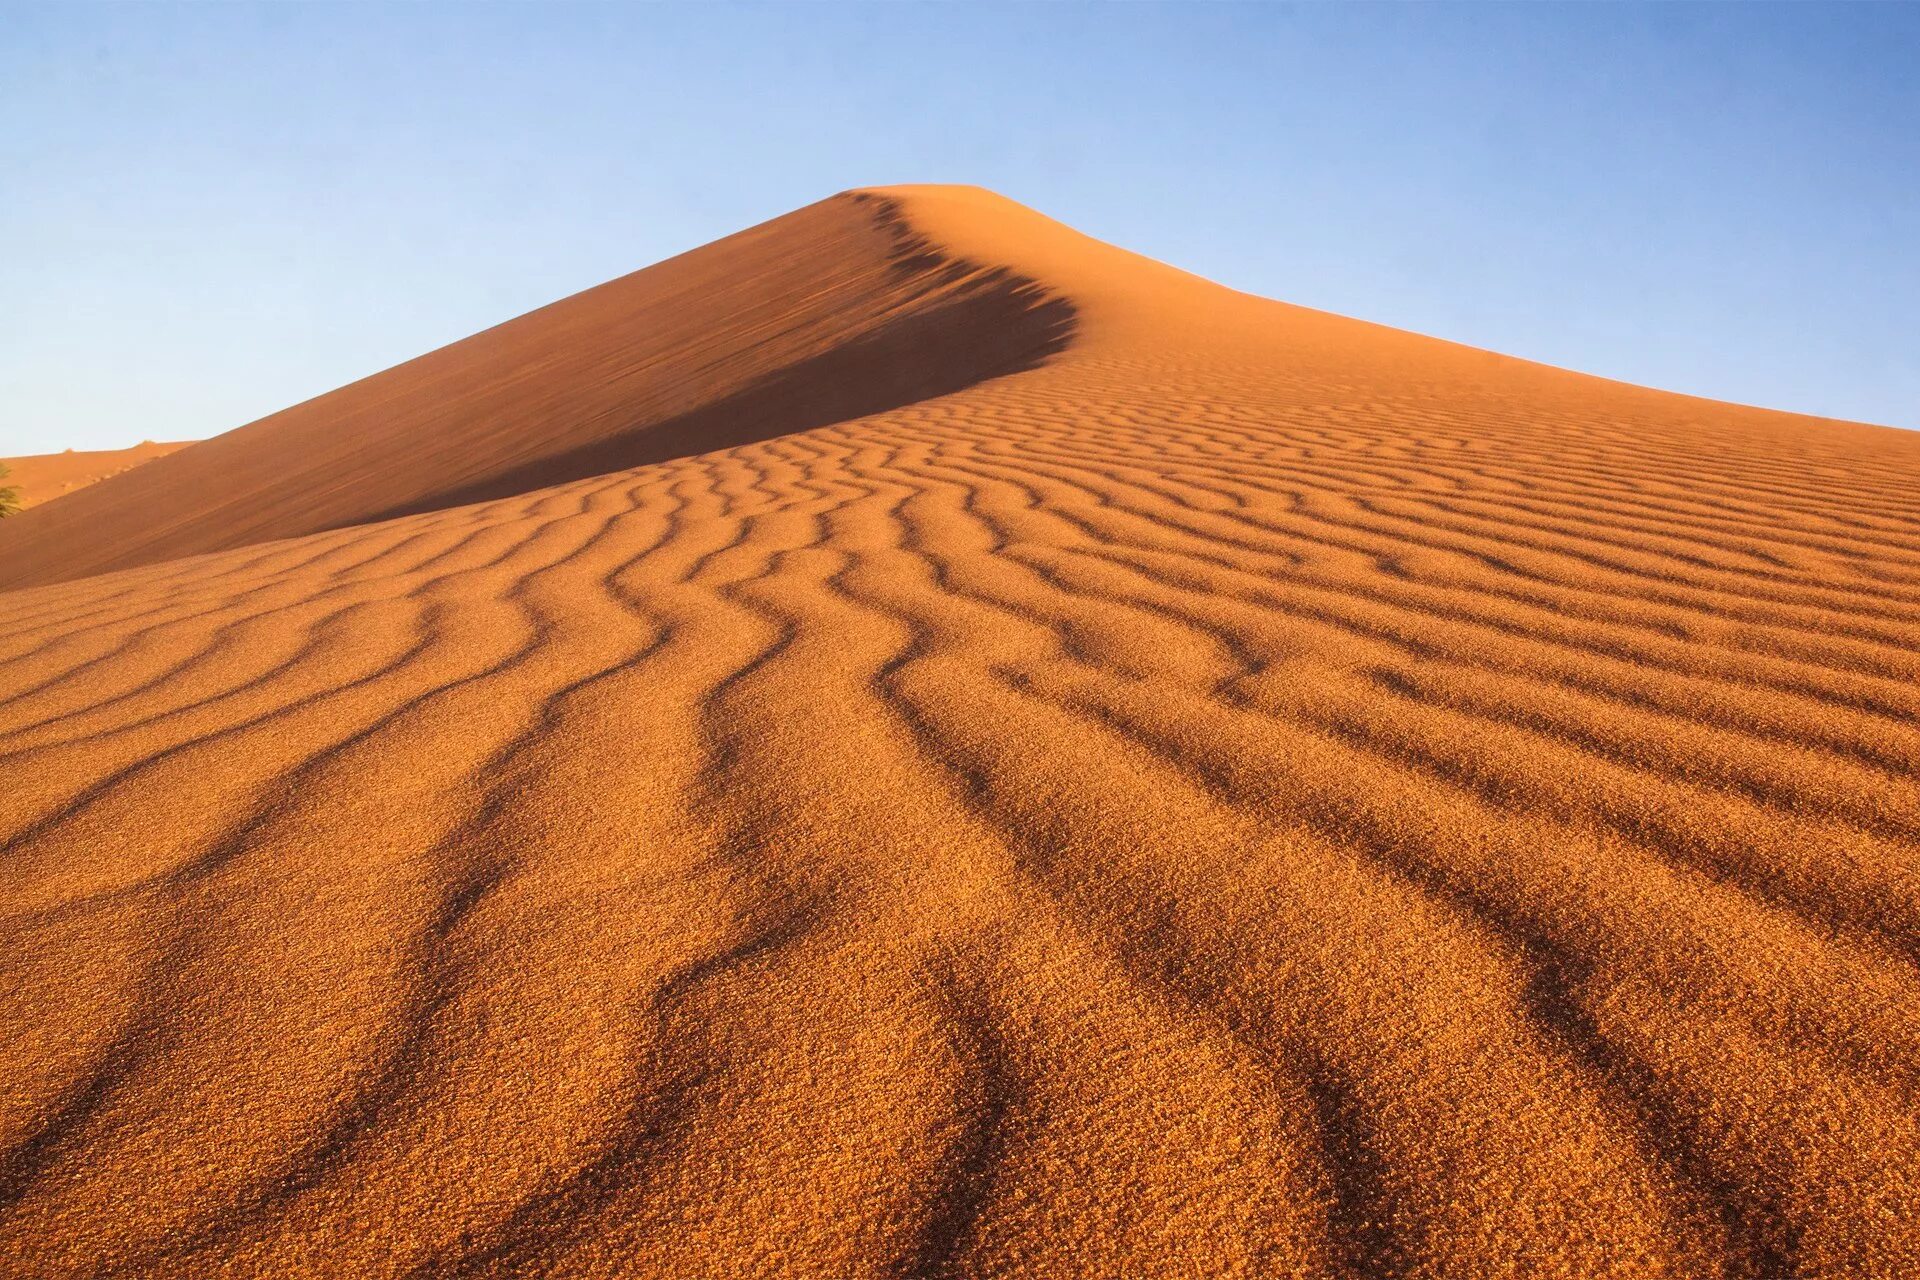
[3,186,1919,1278]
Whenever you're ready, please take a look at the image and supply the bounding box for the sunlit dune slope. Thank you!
[3,185,1920,1279]
[0,441,192,511]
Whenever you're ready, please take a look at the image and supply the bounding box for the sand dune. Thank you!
[0,441,193,512]
[0,195,1067,592]
[2,186,1919,1278]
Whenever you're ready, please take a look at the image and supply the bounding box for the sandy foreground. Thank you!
[0,442,193,512]
[2,186,1918,1278]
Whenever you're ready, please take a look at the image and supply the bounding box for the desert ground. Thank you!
[0,441,192,512]
[2,186,1918,1278]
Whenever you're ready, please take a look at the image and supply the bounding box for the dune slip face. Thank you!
[3,186,1920,1279]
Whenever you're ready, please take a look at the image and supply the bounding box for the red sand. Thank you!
[2,187,1918,1278]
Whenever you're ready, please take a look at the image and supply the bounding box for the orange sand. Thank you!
[0,441,192,512]
[2,187,1918,1278]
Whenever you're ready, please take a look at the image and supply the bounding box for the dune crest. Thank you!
[0,441,193,512]
[3,186,1919,1278]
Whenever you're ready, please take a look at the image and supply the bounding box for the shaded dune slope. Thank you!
[4,186,1920,1278]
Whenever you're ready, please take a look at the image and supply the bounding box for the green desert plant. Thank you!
[0,463,18,517]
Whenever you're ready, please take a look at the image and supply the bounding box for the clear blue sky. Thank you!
[3,1,1916,455]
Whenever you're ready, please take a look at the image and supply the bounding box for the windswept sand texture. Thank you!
[0,442,193,512]
[3,186,1920,1279]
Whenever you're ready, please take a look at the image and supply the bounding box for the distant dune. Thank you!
[0,440,193,512]
[2,187,1918,1278]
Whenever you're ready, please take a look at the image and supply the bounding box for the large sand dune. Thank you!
[2,186,1918,1278]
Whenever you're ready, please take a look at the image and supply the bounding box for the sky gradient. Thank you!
[3,1,1916,455]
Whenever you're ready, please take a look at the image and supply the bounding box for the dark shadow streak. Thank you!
[354,272,1075,527]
